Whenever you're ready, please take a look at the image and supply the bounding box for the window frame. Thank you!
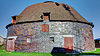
[27,38,31,43]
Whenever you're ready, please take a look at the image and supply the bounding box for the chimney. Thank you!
[12,16,16,24]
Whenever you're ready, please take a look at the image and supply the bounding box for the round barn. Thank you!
[6,1,95,53]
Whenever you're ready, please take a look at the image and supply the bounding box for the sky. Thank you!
[0,0,100,39]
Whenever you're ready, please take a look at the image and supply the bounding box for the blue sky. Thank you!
[0,0,100,39]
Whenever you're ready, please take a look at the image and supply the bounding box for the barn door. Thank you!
[7,38,15,51]
[64,37,73,53]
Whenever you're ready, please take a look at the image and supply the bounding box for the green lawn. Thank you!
[0,50,52,56]
[86,48,100,53]
[81,48,100,55]
[0,49,52,56]
[0,45,100,56]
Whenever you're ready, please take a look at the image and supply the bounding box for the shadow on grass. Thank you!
[51,47,80,53]
[51,47,100,56]
[51,52,100,56]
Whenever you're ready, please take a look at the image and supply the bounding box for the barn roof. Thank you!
[16,1,88,23]
[6,1,94,29]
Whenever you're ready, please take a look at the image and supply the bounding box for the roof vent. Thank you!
[55,2,60,6]
[62,4,70,11]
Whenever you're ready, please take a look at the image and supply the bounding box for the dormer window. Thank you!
[43,13,50,20]
[12,16,16,24]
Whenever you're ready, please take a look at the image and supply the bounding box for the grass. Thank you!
[0,50,52,56]
[79,48,100,55]
[0,45,100,56]
[0,45,52,56]
[86,48,100,53]
[0,49,52,56]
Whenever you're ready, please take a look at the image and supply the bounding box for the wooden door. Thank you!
[64,37,73,53]
[7,38,15,51]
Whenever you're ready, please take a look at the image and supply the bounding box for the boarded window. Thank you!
[27,38,31,43]
[42,24,49,32]
[50,37,54,43]
[85,37,87,42]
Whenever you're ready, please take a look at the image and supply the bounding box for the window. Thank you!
[27,38,31,43]
[8,38,14,40]
[50,37,54,43]
[99,41,100,43]
[42,24,49,32]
